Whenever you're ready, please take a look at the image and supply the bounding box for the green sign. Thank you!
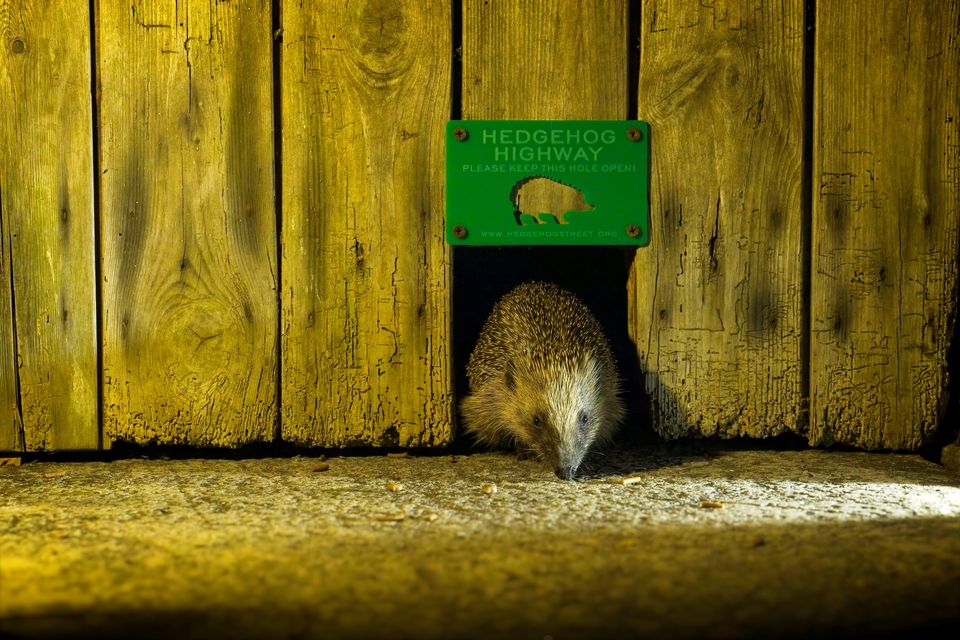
[445,120,650,246]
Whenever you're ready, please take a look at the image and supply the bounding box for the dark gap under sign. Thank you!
[445,120,650,246]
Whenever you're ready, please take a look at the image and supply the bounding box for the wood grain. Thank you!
[630,0,805,439]
[280,0,452,446]
[98,0,277,446]
[462,0,627,119]
[0,184,21,451]
[0,1,98,450]
[810,1,960,449]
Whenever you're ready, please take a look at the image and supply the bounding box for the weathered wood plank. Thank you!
[0,1,98,450]
[458,1,628,438]
[99,0,277,446]
[462,0,627,119]
[630,1,805,439]
[0,188,20,451]
[810,1,960,449]
[280,1,452,446]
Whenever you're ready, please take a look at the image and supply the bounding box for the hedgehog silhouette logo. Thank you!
[509,176,596,225]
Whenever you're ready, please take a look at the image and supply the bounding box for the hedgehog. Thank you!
[461,281,625,480]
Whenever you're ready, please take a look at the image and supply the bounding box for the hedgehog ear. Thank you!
[504,363,516,392]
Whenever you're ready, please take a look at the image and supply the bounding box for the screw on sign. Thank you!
[627,127,642,141]
[453,127,468,141]
[453,225,468,239]
[626,224,641,238]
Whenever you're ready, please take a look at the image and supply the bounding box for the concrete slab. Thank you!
[1,446,959,639]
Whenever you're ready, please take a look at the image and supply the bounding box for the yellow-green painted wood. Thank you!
[98,0,277,446]
[630,0,806,439]
[810,0,960,449]
[0,1,98,450]
[280,0,452,446]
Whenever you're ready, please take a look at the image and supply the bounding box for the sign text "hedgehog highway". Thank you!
[445,120,650,247]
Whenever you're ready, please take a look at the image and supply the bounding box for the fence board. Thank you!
[99,0,277,446]
[280,0,452,446]
[458,0,628,440]
[630,0,805,439]
[462,0,626,120]
[0,194,19,450]
[810,1,960,449]
[0,1,98,450]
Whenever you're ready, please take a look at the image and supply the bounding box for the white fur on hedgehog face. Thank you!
[506,356,609,472]
[547,358,606,466]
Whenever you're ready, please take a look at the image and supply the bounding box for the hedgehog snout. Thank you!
[554,445,586,481]
[555,465,578,481]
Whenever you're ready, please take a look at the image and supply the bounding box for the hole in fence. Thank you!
[452,246,651,446]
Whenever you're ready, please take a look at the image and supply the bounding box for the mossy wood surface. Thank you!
[630,1,806,440]
[810,0,960,449]
[0,1,98,450]
[98,0,278,446]
[280,1,452,446]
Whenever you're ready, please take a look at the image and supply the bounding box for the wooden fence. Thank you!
[1,1,957,452]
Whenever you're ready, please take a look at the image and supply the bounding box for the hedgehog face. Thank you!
[504,357,610,480]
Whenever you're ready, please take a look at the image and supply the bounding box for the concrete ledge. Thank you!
[1,446,959,639]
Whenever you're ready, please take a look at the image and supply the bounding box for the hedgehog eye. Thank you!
[532,414,543,428]
[578,411,590,428]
